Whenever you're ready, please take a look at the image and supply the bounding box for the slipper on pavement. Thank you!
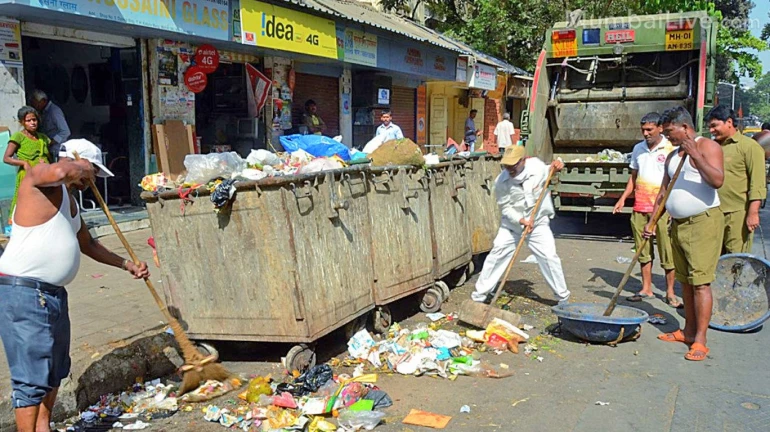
[627,293,654,302]
[664,297,684,309]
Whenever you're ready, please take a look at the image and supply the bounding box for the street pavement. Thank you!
[4,207,770,431]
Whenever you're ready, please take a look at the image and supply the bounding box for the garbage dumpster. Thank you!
[141,166,375,371]
[465,153,502,256]
[428,161,472,289]
[365,166,442,328]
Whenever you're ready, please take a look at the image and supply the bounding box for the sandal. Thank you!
[657,329,689,344]
[685,342,709,361]
[627,293,654,302]
[664,296,684,309]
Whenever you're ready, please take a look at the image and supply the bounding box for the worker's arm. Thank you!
[745,141,767,232]
[24,159,94,189]
[642,154,674,238]
[3,141,28,170]
[76,218,150,279]
[681,137,723,188]
[613,170,638,214]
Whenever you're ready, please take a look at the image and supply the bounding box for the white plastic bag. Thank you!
[297,158,344,174]
[184,152,246,184]
[246,149,281,166]
[238,168,268,181]
[362,134,386,154]
[337,410,386,431]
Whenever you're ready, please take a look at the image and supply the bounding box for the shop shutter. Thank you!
[391,86,416,141]
[292,73,340,136]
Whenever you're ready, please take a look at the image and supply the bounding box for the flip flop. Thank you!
[657,329,688,343]
[627,293,654,302]
[664,297,684,309]
[685,342,709,361]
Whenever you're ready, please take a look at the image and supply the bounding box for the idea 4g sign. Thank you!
[240,0,337,59]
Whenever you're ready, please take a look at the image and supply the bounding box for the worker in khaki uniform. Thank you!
[705,105,767,253]
[645,107,724,362]
[614,112,680,307]
[472,146,570,305]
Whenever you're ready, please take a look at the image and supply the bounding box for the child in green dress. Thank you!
[3,106,51,221]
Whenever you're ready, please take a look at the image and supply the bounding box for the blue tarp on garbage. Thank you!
[279,135,352,161]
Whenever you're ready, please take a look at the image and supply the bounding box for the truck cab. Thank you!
[522,12,718,213]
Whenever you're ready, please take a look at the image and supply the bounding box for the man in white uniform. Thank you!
[0,139,149,431]
[472,146,571,304]
[494,113,516,150]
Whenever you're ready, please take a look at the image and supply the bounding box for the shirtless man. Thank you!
[644,107,724,362]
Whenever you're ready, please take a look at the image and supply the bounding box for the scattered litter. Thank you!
[338,410,386,430]
[535,356,544,362]
[615,256,632,264]
[499,363,509,369]
[123,420,150,430]
[521,255,538,264]
[595,401,610,406]
[460,405,471,413]
[402,409,452,429]
[112,422,124,429]
[521,324,534,331]
[524,344,538,355]
[425,312,446,322]
[91,274,104,279]
[512,398,529,407]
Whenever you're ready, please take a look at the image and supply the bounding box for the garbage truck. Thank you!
[521,11,718,212]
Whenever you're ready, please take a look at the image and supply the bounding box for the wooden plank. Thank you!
[151,124,170,177]
[163,120,191,178]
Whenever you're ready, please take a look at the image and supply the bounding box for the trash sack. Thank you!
[184,152,247,184]
[237,168,268,181]
[362,133,386,154]
[246,149,281,167]
[297,157,344,174]
[297,365,333,394]
[211,179,237,209]
[369,138,424,167]
[337,410,386,431]
[280,134,352,161]
[363,390,393,409]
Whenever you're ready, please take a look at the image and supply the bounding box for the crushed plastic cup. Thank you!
[337,410,386,431]
[460,405,471,413]
[616,256,632,264]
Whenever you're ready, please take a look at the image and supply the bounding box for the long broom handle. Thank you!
[74,153,202,362]
[483,166,557,321]
[603,154,688,316]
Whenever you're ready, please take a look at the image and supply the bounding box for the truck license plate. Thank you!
[665,30,694,51]
[605,30,635,43]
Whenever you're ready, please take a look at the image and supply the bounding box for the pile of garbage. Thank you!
[344,318,529,380]
[201,366,392,431]
[569,149,629,163]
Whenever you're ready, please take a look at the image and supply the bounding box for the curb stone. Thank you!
[0,332,180,432]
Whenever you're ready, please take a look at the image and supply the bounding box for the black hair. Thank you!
[705,105,738,126]
[17,106,39,123]
[470,109,478,115]
[381,110,392,116]
[762,122,770,131]
[640,112,661,126]
[661,107,695,129]
[305,99,316,109]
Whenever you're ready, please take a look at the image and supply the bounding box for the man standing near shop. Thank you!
[302,99,326,135]
[375,110,404,142]
[30,89,71,162]
[494,113,516,150]
[705,105,766,253]
[472,146,571,305]
[613,112,680,307]
[465,109,482,152]
[645,107,724,362]
[0,139,149,432]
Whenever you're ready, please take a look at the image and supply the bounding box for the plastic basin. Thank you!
[711,253,770,332]
[552,303,649,344]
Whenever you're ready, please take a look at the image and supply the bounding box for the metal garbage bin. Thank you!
[465,153,502,256]
[141,166,375,371]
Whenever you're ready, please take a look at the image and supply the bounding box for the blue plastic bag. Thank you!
[279,134,351,161]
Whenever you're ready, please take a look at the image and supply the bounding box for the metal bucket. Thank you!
[552,303,648,344]
[710,253,770,332]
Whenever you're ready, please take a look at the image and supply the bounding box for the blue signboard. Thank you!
[28,0,230,41]
[377,37,456,81]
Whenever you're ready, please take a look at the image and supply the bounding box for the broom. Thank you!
[73,153,230,394]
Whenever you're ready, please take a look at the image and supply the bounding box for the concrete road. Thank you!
[144,208,770,432]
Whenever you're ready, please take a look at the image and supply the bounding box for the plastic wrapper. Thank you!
[183,152,247,184]
[339,382,368,407]
[210,179,237,209]
[338,410,386,431]
[424,154,440,165]
[298,365,333,394]
[180,379,239,402]
[363,390,393,409]
[140,173,171,192]
[245,376,273,403]
[297,157,345,174]
[237,168,267,181]
[308,416,338,432]
[430,329,462,349]
[246,149,281,166]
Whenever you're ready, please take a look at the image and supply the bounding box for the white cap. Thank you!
[59,139,114,178]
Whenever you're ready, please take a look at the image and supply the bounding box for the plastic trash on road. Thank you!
[337,410,386,431]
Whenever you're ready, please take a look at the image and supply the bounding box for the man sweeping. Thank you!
[0,139,149,432]
[645,107,724,362]
[471,146,571,305]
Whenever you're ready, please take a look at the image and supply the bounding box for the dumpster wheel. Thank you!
[420,287,443,313]
[444,265,468,288]
[434,280,450,301]
[372,306,392,334]
[195,342,219,360]
[343,315,368,340]
[285,344,316,373]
